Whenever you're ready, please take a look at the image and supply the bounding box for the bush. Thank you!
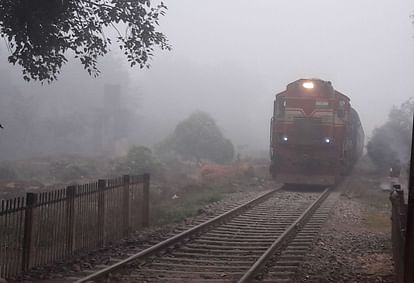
[49,160,95,182]
[367,99,413,171]
[157,111,234,163]
[114,145,163,176]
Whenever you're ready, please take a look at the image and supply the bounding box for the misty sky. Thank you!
[1,0,414,156]
[133,0,414,150]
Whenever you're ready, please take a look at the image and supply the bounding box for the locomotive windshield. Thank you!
[290,117,324,145]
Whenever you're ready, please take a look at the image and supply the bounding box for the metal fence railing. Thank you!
[0,173,150,279]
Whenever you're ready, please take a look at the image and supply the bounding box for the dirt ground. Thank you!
[294,157,396,283]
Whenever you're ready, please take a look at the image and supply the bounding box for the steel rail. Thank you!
[74,188,280,283]
[237,187,330,283]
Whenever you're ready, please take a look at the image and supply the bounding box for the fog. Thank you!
[1,0,414,160]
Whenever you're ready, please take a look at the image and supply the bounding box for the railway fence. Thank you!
[390,185,406,283]
[0,173,150,279]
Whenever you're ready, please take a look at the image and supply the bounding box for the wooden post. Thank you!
[65,186,76,256]
[97,179,106,247]
[142,174,150,228]
[391,187,405,283]
[122,175,130,237]
[22,193,37,271]
[404,114,414,283]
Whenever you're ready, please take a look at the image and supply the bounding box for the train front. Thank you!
[269,79,347,186]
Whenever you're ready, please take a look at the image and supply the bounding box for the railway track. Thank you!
[74,187,338,283]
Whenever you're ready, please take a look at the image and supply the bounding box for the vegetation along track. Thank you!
[75,187,337,283]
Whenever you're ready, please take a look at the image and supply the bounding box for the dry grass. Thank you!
[362,211,391,234]
[150,187,225,225]
[338,156,394,234]
[148,177,262,226]
[148,160,270,226]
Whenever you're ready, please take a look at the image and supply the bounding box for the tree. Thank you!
[367,99,414,171]
[0,0,170,82]
[158,111,235,163]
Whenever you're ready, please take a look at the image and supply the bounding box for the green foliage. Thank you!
[0,0,170,82]
[158,111,235,163]
[115,145,162,175]
[367,99,413,170]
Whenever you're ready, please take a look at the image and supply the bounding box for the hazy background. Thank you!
[0,0,413,160]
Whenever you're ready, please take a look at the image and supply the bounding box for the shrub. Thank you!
[114,145,163,176]
[157,111,234,163]
[49,160,94,182]
[367,99,413,171]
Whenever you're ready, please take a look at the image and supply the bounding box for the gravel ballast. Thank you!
[294,167,395,283]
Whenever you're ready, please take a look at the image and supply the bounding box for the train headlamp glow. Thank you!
[283,136,288,142]
[302,82,314,89]
[324,138,331,144]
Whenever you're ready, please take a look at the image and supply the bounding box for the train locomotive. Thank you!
[269,79,364,186]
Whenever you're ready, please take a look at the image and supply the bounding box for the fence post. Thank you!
[66,186,76,256]
[98,179,106,247]
[142,173,150,228]
[390,186,406,283]
[122,175,130,237]
[22,192,37,271]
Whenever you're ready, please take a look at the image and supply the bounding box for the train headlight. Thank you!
[324,138,331,144]
[302,82,314,89]
[283,136,288,142]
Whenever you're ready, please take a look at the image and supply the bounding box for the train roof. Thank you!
[334,90,350,102]
[276,78,350,102]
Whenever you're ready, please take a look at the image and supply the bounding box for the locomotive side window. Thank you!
[337,100,345,118]
[275,98,286,117]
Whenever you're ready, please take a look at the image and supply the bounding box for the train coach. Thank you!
[269,79,364,186]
